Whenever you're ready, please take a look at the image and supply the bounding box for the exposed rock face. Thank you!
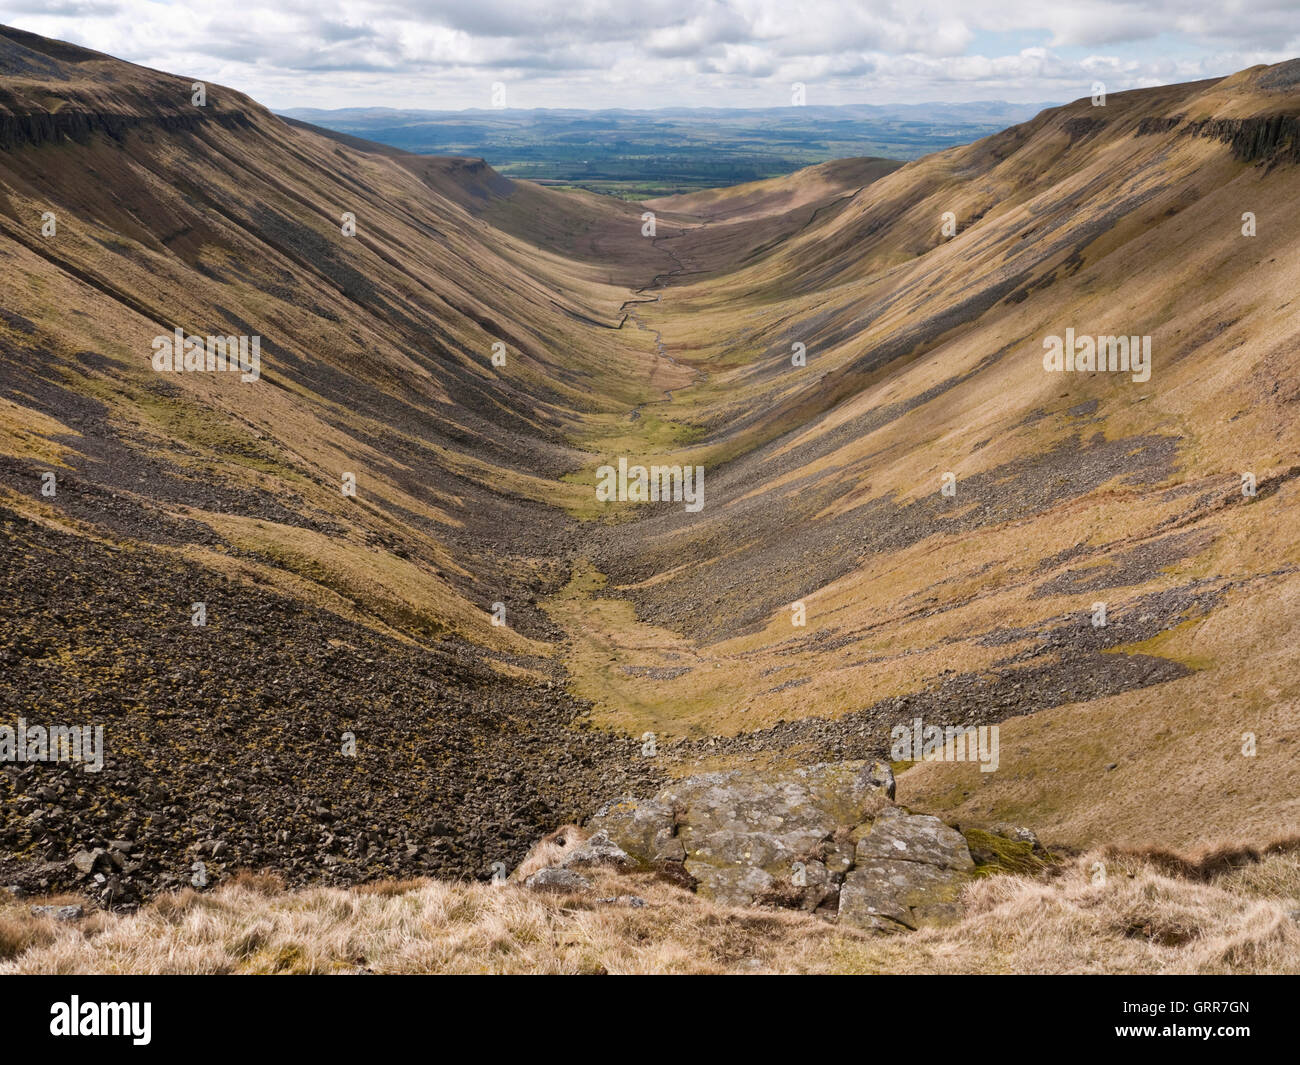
[837,810,975,930]
[584,760,980,930]
[838,859,965,931]
[854,810,974,870]
[583,799,678,865]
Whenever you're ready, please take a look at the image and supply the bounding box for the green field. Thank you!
[280,102,1052,196]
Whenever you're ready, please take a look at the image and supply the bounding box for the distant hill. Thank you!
[277,102,1055,198]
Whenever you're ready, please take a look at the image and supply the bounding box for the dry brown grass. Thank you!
[1106,836,1300,882]
[3,844,1298,974]
[868,849,1300,974]
[512,825,586,882]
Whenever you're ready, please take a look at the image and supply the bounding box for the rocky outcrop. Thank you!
[837,809,974,930]
[574,760,1025,932]
[1134,112,1300,165]
[0,107,253,151]
[1185,114,1300,165]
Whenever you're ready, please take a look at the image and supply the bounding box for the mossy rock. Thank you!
[963,828,1056,877]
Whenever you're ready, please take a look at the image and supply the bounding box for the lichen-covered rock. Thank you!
[524,867,591,892]
[585,797,675,865]
[699,864,779,906]
[838,858,966,931]
[620,760,892,906]
[835,813,975,930]
[854,813,975,871]
[556,760,1001,929]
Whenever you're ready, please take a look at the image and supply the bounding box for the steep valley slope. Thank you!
[1,25,1298,906]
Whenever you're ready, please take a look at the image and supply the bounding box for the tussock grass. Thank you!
[512,825,586,882]
[4,845,1298,974]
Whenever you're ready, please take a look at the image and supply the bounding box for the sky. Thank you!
[2,0,1297,111]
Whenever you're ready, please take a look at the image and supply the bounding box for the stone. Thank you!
[30,904,83,921]
[561,830,637,871]
[585,761,897,907]
[585,797,675,863]
[854,814,975,871]
[71,848,108,875]
[595,895,648,908]
[838,859,966,931]
[651,827,686,864]
[990,823,1042,851]
[524,867,591,893]
[537,758,998,930]
[664,761,893,904]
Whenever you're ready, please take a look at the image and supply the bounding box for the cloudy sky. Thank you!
[3,0,1296,110]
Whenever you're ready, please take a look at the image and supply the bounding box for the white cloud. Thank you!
[2,0,1296,108]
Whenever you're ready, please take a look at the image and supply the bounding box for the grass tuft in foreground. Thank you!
[4,845,1299,974]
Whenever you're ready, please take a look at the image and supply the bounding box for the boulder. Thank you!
[541,759,1007,930]
[838,858,966,931]
[70,848,109,876]
[561,830,637,871]
[524,867,591,893]
[585,797,675,864]
[588,761,893,907]
[854,813,975,871]
[29,904,83,921]
[666,761,892,904]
